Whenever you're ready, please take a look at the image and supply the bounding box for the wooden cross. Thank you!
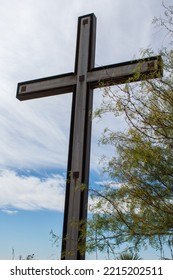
[16,13,162,260]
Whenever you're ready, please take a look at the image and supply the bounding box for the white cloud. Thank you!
[0,85,72,169]
[1,209,18,215]
[94,180,122,189]
[0,169,65,212]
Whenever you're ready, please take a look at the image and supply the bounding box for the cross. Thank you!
[16,13,162,260]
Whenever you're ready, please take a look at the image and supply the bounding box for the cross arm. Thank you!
[16,72,77,101]
[16,56,162,101]
[87,55,162,88]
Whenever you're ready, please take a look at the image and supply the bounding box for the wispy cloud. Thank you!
[0,169,65,212]
[1,209,18,215]
[0,0,165,173]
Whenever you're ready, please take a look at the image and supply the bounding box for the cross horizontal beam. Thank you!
[16,55,162,101]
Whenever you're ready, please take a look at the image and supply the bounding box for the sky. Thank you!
[0,0,172,260]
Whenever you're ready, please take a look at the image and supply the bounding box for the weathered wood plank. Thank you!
[16,73,76,100]
[63,14,96,260]
[88,56,162,87]
[17,56,162,101]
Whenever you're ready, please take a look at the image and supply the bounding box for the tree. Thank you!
[87,3,173,259]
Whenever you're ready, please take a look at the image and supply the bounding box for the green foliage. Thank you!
[88,3,173,259]
[117,251,142,260]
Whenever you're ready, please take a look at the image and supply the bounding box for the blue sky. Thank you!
[0,0,172,260]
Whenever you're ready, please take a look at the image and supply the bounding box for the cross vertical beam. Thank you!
[62,14,96,260]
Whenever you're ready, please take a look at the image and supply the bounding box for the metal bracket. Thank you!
[83,19,88,25]
[79,75,85,82]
